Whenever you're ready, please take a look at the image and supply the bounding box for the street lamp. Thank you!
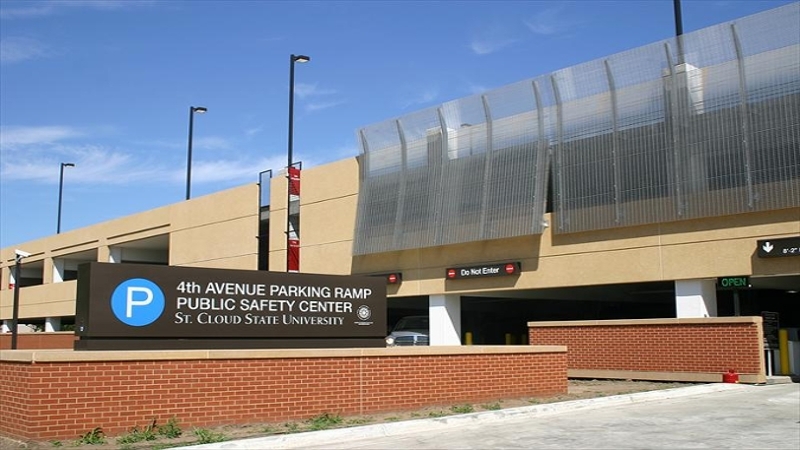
[57,162,75,234]
[11,249,31,349]
[673,0,685,65]
[288,54,310,172]
[287,54,310,272]
[186,106,208,200]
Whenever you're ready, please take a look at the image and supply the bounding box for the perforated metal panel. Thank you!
[354,3,800,253]
[353,80,550,255]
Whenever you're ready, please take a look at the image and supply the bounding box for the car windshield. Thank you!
[393,316,428,333]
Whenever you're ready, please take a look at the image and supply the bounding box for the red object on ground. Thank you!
[722,369,739,383]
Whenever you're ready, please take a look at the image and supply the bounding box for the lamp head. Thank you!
[192,106,208,114]
[62,162,75,168]
[292,54,311,63]
[15,249,31,260]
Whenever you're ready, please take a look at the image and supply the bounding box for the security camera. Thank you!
[14,249,31,259]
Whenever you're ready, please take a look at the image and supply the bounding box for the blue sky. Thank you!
[0,0,794,248]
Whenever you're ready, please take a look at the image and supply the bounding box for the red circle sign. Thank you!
[447,269,456,279]
[505,263,516,274]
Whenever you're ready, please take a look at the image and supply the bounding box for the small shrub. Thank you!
[193,428,226,444]
[158,417,183,439]
[482,402,502,410]
[450,404,474,414]
[50,441,62,447]
[194,428,226,444]
[76,427,106,445]
[307,412,343,431]
[117,420,158,444]
[346,417,371,425]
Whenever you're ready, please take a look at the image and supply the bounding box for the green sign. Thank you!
[717,276,750,289]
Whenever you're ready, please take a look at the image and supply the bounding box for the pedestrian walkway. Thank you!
[178,382,800,449]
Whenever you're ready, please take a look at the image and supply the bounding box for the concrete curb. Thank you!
[177,383,751,449]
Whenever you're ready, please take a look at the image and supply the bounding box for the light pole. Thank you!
[57,162,75,234]
[674,0,684,64]
[186,106,208,200]
[11,249,31,349]
[287,54,310,272]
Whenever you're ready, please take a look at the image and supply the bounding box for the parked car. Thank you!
[385,315,429,346]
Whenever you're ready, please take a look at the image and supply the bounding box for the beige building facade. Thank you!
[2,3,799,349]
[1,156,798,343]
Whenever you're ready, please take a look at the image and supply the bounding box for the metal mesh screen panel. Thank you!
[354,81,549,255]
[552,3,799,233]
[354,3,799,252]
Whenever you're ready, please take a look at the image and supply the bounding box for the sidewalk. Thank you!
[177,382,798,449]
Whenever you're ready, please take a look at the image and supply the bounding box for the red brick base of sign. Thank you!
[0,332,76,350]
[529,317,765,384]
[0,346,566,442]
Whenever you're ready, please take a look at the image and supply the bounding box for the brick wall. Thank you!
[0,332,76,350]
[529,317,764,383]
[0,347,566,441]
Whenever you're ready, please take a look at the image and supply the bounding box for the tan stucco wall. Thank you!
[1,155,798,321]
[1,184,259,320]
[269,158,359,273]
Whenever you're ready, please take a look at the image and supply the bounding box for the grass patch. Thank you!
[307,413,343,431]
[193,428,226,444]
[450,404,474,414]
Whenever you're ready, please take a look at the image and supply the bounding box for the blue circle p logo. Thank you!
[110,278,165,326]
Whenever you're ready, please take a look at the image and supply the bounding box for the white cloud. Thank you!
[306,100,345,112]
[0,0,151,19]
[0,5,55,19]
[470,37,517,55]
[0,144,167,184]
[402,88,439,108]
[0,37,50,63]
[0,125,82,147]
[294,82,338,99]
[245,125,264,137]
[467,83,489,95]
[193,136,234,151]
[524,6,578,36]
[188,155,285,184]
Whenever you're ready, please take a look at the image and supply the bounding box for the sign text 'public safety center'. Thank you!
[75,263,386,350]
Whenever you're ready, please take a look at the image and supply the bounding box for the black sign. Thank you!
[75,263,386,349]
[762,311,779,349]
[446,262,521,280]
[757,236,800,258]
[717,276,750,289]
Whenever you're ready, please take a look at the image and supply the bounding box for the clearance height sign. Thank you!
[75,263,386,350]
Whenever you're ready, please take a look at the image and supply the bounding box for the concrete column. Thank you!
[108,247,123,263]
[45,317,61,332]
[41,256,54,285]
[675,279,717,318]
[1,266,9,291]
[429,294,461,346]
[53,258,65,283]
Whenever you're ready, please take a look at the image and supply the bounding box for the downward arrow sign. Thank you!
[762,242,774,253]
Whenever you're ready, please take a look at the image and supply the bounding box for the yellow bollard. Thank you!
[465,332,473,346]
[779,329,790,375]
